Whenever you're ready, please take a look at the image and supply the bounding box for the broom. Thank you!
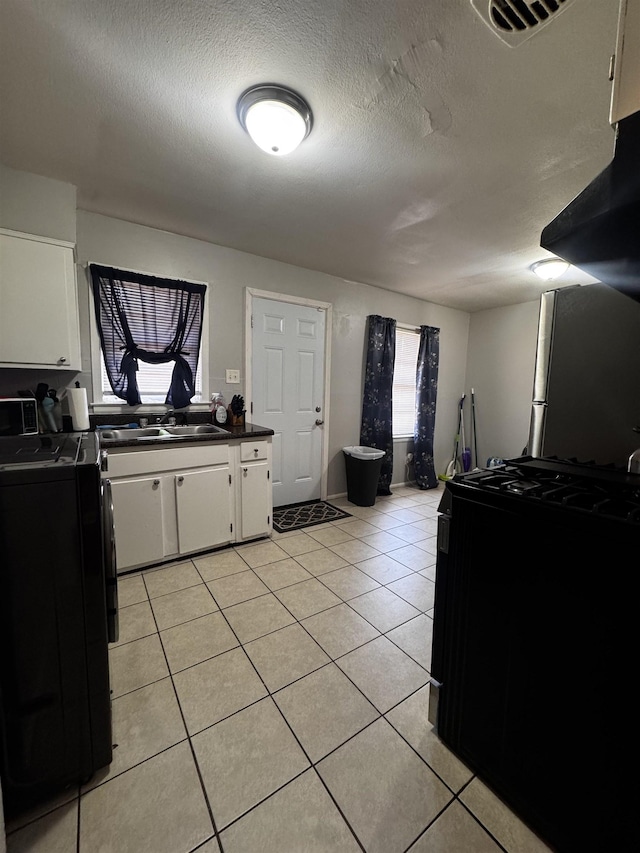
[461,395,471,472]
[471,387,480,471]
[439,395,464,481]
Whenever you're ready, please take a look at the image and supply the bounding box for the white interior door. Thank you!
[251,296,326,507]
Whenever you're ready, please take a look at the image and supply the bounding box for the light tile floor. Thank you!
[4,484,554,853]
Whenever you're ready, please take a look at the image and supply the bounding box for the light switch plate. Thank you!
[226,369,240,384]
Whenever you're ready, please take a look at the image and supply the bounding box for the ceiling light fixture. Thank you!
[237,84,313,156]
[530,258,571,281]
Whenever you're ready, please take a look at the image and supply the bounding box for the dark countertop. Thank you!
[97,421,274,449]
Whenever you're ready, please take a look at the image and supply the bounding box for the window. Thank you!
[90,264,207,408]
[99,351,203,405]
[392,327,420,437]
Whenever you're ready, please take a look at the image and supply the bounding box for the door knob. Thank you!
[315,406,321,412]
[315,419,324,426]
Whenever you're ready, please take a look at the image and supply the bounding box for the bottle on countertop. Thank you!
[210,393,228,426]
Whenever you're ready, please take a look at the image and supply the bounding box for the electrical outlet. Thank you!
[226,369,240,384]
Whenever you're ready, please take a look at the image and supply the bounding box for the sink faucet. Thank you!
[156,409,188,426]
[156,410,177,426]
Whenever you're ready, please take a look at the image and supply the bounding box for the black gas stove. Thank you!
[449,455,640,525]
[432,453,639,852]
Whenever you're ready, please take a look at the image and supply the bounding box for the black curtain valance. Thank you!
[90,264,206,409]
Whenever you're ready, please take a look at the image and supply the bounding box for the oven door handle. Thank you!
[102,478,119,644]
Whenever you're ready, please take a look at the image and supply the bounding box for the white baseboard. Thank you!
[328,480,418,503]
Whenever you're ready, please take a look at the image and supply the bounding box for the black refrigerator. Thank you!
[0,432,117,817]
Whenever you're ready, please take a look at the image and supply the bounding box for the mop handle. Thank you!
[471,388,479,468]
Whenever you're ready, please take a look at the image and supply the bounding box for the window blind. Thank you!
[393,327,420,436]
[100,353,202,404]
[90,264,206,408]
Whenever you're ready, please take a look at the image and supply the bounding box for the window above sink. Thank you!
[99,351,204,405]
[88,264,210,407]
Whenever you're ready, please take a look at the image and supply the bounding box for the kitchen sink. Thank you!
[162,424,228,436]
[99,424,229,443]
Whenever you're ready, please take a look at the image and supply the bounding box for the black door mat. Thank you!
[272,500,352,533]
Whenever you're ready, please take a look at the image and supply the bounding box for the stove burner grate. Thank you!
[456,456,640,525]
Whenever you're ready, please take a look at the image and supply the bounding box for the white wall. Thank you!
[77,211,470,496]
[465,300,540,465]
[0,163,76,243]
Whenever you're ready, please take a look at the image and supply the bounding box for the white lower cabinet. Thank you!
[175,467,232,555]
[237,439,272,542]
[104,438,271,572]
[238,462,270,541]
[111,476,165,570]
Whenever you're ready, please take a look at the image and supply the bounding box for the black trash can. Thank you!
[342,446,386,507]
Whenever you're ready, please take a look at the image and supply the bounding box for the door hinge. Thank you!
[250,401,253,414]
[230,522,233,533]
[267,470,270,480]
[251,315,254,328]
[267,515,270,525]
[229,474,232,485]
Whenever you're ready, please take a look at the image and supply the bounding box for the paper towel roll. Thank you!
[68,387,90,431]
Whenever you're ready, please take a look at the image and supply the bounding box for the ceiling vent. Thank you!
[470,0,578,46]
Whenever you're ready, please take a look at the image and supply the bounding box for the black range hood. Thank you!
[541,109,640,302]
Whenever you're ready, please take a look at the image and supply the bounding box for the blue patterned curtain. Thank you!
[414,325,439,489]
[360,315,396,495]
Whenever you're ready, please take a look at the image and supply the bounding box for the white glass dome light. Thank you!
[530,258,571,281]
[237,85,313,156]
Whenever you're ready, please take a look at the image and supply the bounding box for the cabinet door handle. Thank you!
[243,467,248,474]
[315,419,324,426]
[177,476,184,483]
[59,356,67,363]
[153,479,160,486]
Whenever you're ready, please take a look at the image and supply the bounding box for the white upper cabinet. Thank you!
[0,229,81,370]
[610,0,640,124]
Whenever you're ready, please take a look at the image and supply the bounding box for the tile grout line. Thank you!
[99,564,225,848]
[211,591,369,852]
[146,567,225,853]
[189,590,367,850]
[286,552,432,639]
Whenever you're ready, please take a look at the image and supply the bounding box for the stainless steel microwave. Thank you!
[0,398,39,436]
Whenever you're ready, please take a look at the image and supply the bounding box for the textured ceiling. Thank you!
[0,0,621,312]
